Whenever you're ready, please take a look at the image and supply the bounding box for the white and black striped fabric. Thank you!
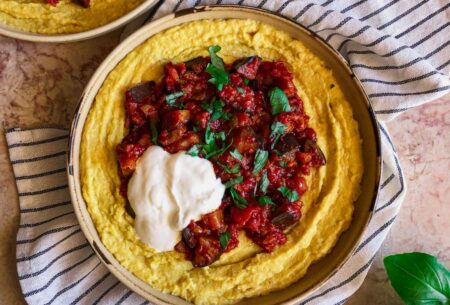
[6,0,449,304]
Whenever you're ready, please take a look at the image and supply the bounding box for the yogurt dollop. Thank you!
[127,146,225,252]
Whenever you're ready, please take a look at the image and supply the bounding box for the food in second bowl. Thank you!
[81,19,363,304]
[0,0,144,34]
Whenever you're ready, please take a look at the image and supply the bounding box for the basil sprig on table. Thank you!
[206,45,229,90]
[384,252,450,305]
[269,87,291,115]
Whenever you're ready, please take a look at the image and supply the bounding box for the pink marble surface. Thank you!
[0,31,449,305]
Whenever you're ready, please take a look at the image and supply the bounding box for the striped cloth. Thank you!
[6,0,449,304]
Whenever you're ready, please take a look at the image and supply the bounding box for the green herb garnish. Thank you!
[230,149,243,161]
[237,87,245,94]
[280,161,287,167]
[278,186,299,202]
[219,231,231,249]
[270,121,286,149]
[204,141,233,159]
[166,91,184,106]
[149,120,158,144]
[225,176,244,188]
[384,252,450,305]
[259,171,269,194]
[272,149,284,156]
[186,145,200,157]
[252,149,269,175]
[206,45,229,90]
[243,78,250,85]
[218,162,240,174]
[269,87,291,115]
[258,196,274,206]
[230,187,248,208]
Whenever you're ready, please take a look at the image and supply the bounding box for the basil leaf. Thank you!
[217,162,240,174]
[204,125,215,145]
[219,231,231,250]
[193,126,199,132]
[280,161,287,167]
[252,149,269,175]
[225,176,244,188]
[237,87,245,94]
[259,171,269,194]
[269,87,291,115]
[258,196,274,206]
[278,186,299,202]
[221,112,232,121]
[166,91,184,106]
[230,149,243,161]
[186,145,200,156]
[206,45,229,90]
[243,78,250,85]
[216,131,226,141]
[272,149,284,156]
[208,45,226,71]
[149,121,158,144]
[204,140,233,159]
[230,187,248,209]
[270,121,286,149]
[384,252,450,305]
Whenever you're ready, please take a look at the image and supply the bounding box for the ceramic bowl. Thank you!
[67,5,382,305]
[0,0,157,43]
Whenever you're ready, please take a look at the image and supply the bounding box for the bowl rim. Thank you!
[67,5,382,305]
[0,0,158,43]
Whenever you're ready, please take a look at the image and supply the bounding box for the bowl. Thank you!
[0,0,157,43]
[67,5,381,305]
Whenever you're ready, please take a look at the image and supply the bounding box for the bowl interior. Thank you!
[68,5,381,305]
[0,0,157,42]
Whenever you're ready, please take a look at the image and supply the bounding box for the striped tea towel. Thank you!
[6,0,449,304]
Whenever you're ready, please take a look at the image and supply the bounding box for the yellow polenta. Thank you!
[0,0,144,34]
[81,19,363,305]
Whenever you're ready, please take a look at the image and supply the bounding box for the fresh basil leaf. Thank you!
[278,186,299,202]
[166,91,184,106]
[269,87,291,115]
[193,125,199,132]
[243,78,250,85]
[149,121,158,144]
[230,187,248,209]
[221,112,232,121]
[270,121,286,149]
[225,176,244,188]
[237,87,245,94]
[219,231,231,250]
[384,252,450,305]
[186,145,200,157]
[217,162,240,174]
[252,149,269,175]
[208,45,226,71]
[259,171,269,194]
[210,111,223,121]
[204,125,215,145]
[280,161,287,168]
[216,131,227,141]
[204,140,233,159]
[258,196,274,206]
[272,149,284,156]
[230,149,243,161]
[201,100,214,113]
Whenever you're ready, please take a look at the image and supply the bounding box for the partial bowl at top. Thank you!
[68,5,381,305]
[0,0,157,42]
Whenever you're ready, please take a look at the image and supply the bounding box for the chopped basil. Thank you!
[216,131,226,141]
[186,145,200,156]
[219,231,231,249]
[252,149,269,175]
[221,112,232,121]
[193,125,199,132]
[272,149,284,156]
[280,161,287,167]
[204,125,215,145]
[270,121,286,149]
[258,196,274,206]
[166,91,184,106]
[243,78,250,85]
[269,87,291,115]
[149,120,158,144]
[217,162,240,174]
[206,45,229,90]
[278,186,299,202]
[259,171,269,194]
[230,187,248,208]
[204,140,233,159]
[237,87,245,94]
[225,176,244,188]
[230,149,243,161]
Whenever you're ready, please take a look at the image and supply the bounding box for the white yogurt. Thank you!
[127,146,225,252]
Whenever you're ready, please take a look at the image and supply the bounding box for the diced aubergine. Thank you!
[235,56,262,80]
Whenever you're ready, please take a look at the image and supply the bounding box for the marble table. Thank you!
[0,31,448,305]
